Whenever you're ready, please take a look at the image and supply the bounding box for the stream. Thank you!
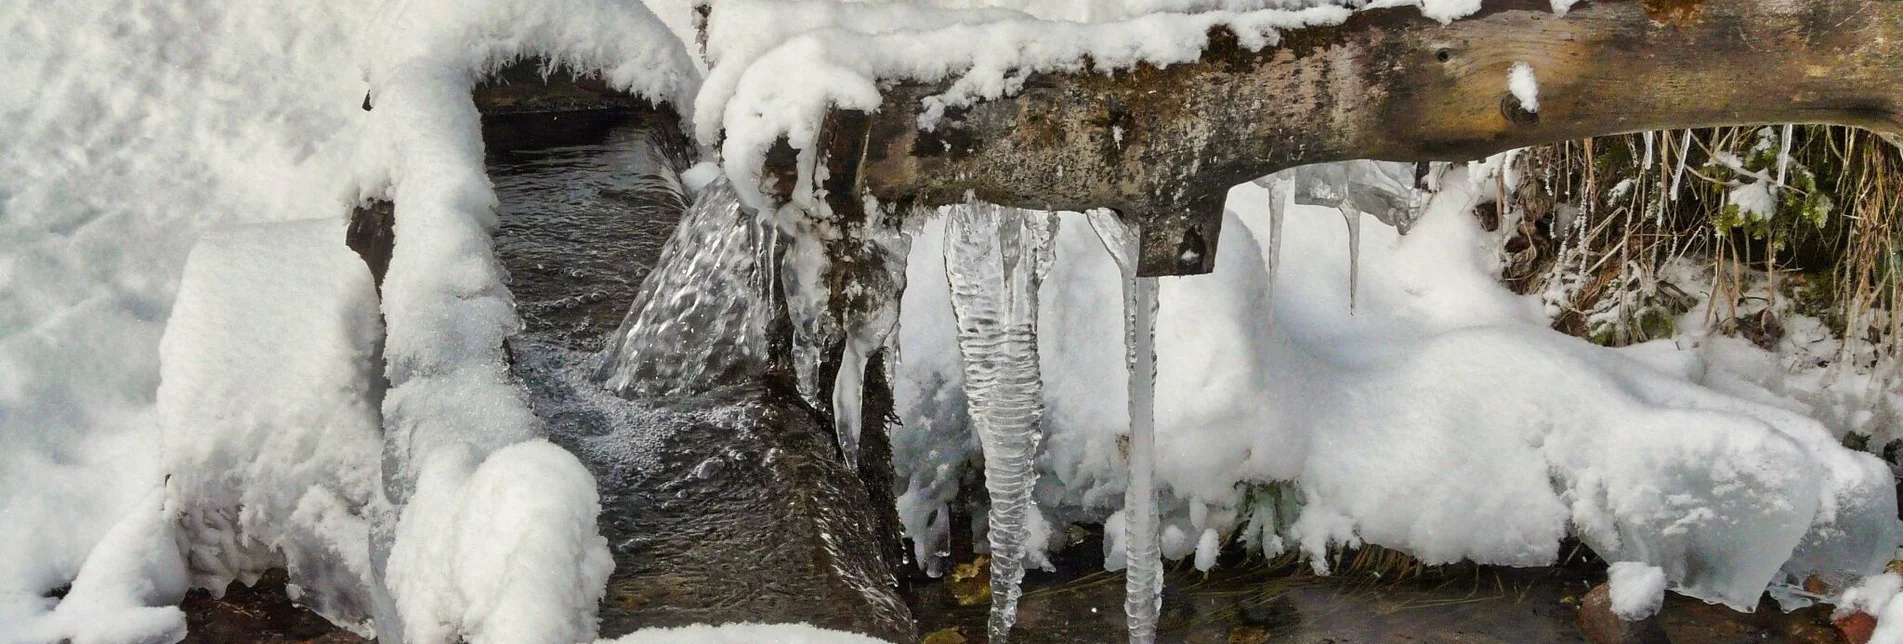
[473,112,1849,644]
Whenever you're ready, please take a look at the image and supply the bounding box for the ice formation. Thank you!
[943,203,1059,641]
[1084,210,1167,643]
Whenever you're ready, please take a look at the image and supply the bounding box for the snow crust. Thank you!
[893,165,1903,610]
[1608,562,1667,620]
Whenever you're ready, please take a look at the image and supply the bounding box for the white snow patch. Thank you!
[386,440,614,644]
[1608,562,1667,620]
[154,219,386,635]
[1508,62,1539,113]
[8,486,189,644]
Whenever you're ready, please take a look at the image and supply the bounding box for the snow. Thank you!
[386,440,613,644]
[155,220,386,635]
[1608,562,1667,620]
[599,622,887,644]
[7,487,189,644]
[2,0,691,637]
[893,163,1903,615]
[710,4,1351,210]
[1508,62,1539,113]
[0,0,372,622]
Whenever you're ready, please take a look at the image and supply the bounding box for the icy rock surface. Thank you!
[1086,209,1166,644]
[599,179,778,399]
[944,203,1059,641]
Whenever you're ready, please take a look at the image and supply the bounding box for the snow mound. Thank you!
[387,440,613,644]
[893,165,1903,610]
[1609,562,1667,620]
[156,219,386,635]
[6,487,189,644]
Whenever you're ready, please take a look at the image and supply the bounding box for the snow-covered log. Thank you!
[780,0,1903,275]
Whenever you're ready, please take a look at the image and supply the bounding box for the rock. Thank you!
[1578,583,1671,644]
[180,570,370,644]
[948,555,993,607]
[1835,611,1876,644]
[570,384,916,643]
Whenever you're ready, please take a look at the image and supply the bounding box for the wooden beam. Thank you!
[794,0,1903,275]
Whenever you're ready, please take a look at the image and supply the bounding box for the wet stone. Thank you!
[181,569,369,644]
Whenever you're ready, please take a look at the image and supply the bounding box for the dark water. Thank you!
[491,122,688,350]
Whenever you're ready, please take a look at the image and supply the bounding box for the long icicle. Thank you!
[1341,206,1362,315]
[1086,209,1164,644]
[944,203,1058,642]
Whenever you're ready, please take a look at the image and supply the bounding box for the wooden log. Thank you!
[793,0,1903,275]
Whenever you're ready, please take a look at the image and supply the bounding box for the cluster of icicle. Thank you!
[1262,159,1428,312]
[596,160,1424,642]
[939,160,1425,643]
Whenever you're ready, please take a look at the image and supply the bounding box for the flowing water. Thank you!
[489,118,912,641]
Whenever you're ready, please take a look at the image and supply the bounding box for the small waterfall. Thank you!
[597,178,779,399]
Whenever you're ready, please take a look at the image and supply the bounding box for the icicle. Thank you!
[1243,181,1289,313]
[1341,206,1361,314]
[1085,209,1163,644]
[832,336,873,469]
[1642,131,1655,172]
[829,222,909,469]
[1670,129,1693,201]
[781,223,836,408]
[1777,123,1793,190]
[944,202,1057,643]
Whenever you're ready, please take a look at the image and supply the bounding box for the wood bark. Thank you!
[790,0,1903,275]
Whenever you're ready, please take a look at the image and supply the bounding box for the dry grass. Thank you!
[1502,125,1903,362]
